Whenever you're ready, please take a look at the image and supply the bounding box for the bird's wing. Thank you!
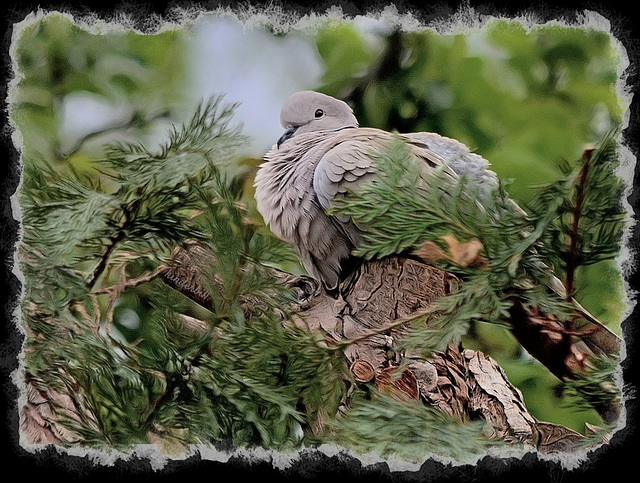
[402,132,499,197]
[314,136,376,207]
[312,134,377,247]
[313,129,457,245]
[313,129,459,205]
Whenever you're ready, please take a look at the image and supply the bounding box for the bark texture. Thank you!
[158,243,616,453]
[21,376,84,445]
[21,242,616,454]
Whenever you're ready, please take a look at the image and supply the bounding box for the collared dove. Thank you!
[254,90,500,293]
[254,90,620,358]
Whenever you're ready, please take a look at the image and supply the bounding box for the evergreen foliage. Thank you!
[562,354,621,414]
[20,98,340,451]
[325,393,498,464]
[526,136,627,293]
[330,132,625,417]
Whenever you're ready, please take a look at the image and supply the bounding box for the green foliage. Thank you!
[331,133,623,365]
[20,96,244,302]
[326,393,498,463]
[131,307,347,449]
[189,315,346,448]
[563,354,621,414]
[183,170,299,323]
[20,98,348,452]
[527,135,627,285]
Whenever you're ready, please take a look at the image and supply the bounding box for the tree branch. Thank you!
[158,243,619,452]
[23,242,617,451]
[566,147,594,298]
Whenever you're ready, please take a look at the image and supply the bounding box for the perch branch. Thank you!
[157,243,619,452]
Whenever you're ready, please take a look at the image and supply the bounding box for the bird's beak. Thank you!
[277,126,298,149]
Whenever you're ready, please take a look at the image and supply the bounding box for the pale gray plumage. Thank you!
[253,91,621,356]
[254,91,499,292]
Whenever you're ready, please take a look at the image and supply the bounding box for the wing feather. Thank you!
[314,130,458,213]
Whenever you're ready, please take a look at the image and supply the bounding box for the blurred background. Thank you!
[11,8,629,432]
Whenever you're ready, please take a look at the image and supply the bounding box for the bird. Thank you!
[254,90,620,376]
[254,90,500,294]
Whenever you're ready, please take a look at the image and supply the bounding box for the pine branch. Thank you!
[529,132,626,275]
[325,391,494,463]
[565,147,593,297]
[563,354,621,420]
[88,214,128,289]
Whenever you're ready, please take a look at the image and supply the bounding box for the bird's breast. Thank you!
[254,146,321,243]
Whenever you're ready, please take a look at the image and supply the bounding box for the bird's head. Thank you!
[277,91,359,148]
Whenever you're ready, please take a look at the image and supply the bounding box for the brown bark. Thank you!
[21,376,84,445]
[158,243,620,453]
[22,242,616,453]
[162,242,619,386]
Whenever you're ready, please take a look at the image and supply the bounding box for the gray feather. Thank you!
[254,91,503,291]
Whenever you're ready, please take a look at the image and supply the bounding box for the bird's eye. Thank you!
[314,109,325,118]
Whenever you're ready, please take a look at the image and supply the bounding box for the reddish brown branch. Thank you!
[565,148,594,298]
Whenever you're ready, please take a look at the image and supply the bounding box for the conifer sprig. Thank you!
[20,97,347,451]
[325,393,497,463]
[20,96,248,295]
[527,133,626,294]
[331,133,625,357]
[562,353,621,417]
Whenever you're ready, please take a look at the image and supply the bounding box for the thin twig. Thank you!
[88,230,125,290]
[88,199,140,290]
[332,306,434,349]
[58,109,171,160]
[91,264,169,296]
